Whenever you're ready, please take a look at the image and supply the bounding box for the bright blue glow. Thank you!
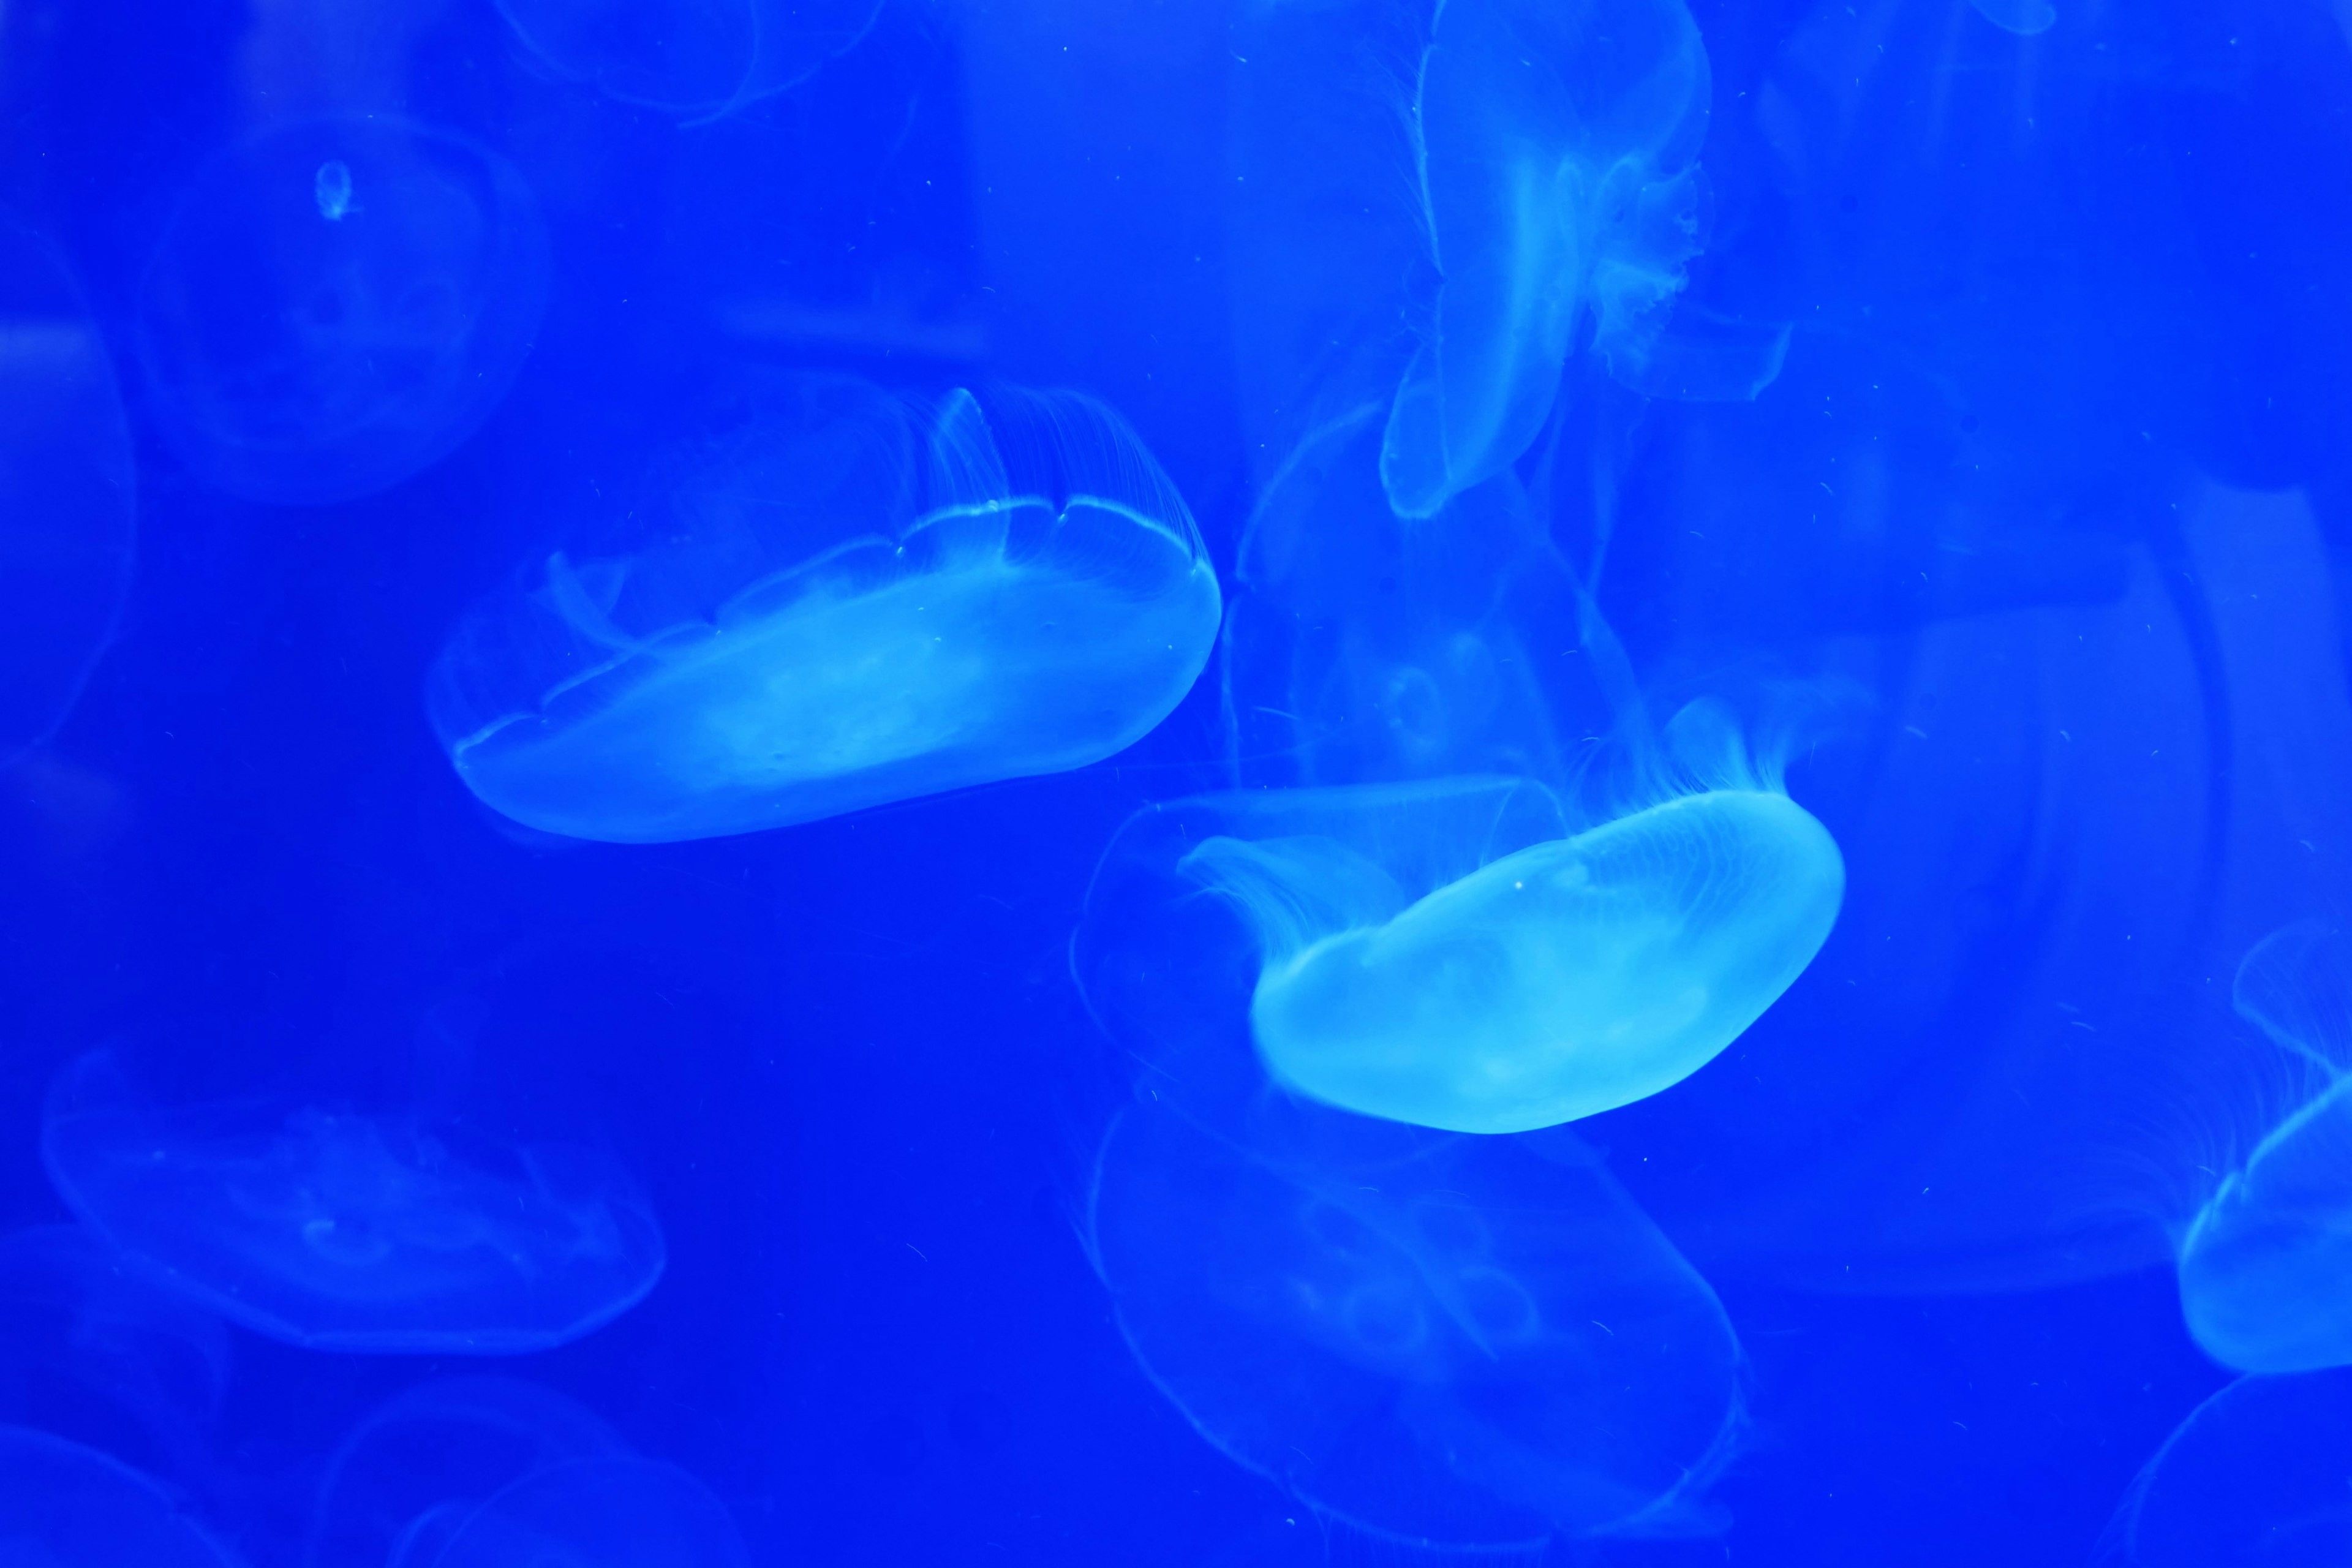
[432,380,1221,842]
[41,1054,665,1355]
[1088,1099,1741,1547]
[1379,0,1710,518]
[431,1456,753,1568]
[0,1425,243,1567]
[494,0,881,119]
[2108,1368,2352,1565]
[134,117,548,506]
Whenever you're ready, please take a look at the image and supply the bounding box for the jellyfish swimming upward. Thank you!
[433,379,1223,843]
[40,1053,665,1355]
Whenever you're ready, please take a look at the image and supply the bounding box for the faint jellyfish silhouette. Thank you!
[2177,922,2352,1373]
[0,219,135,766]
[1088,1096,1741,1548]
[432,377,1222,843]
[135,117,548,506]
[431,1455,753,1568]
[1969,0,2057,37]
[494,0,881,120]
[306,1376,630,1568]
[0,1424,243,1566]
[1380,0,1711,518]
[2105,1368,2352,1565]
[42,1052,665,1355]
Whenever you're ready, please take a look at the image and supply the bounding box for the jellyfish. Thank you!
[2105,1368,2352,1565]
[2176,922,2352,1374]
[0,219,135,766]
[1378,0,1711,518]
[1088,1096,1741,1548]
[307,1378,631,1568]
[432,377,1222,843]
[429,1456,752,1568]
[494,0,881,120]
[0,1424,243,1567]
[41,1052,665,1355]
[134,116,548,506]
[1969,0,2057,36]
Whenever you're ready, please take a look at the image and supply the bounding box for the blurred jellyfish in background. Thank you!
[2177,922,2352,1374]
[432,376,1221,843]
[0,219,135,766]
[1087,1095,1741,1548]
[494,0,882,119]
[1970,0,2059,36]
[307,1378,631,1568]
[134,116,548,506]
[2105,1368,2352,1566]
[42,1052,665,1355]
[429,1455,753,1568]
[0,1424,244,1567]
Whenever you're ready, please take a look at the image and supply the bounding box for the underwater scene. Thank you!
[0,0,2347,1561]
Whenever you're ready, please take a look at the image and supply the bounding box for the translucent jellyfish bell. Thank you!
[494,0,881,120]
[2106,1368,2352,1566]
[41,1053,664,1355]
[1088,1098,1741,1547]
[430,1456,753,1568]
[2176,922,2352,1374]
[0,1424,243,1567]
[134,117,548,506]
[433,379,1222,843]
[0,219,135,765]
[1380,0,1711,518]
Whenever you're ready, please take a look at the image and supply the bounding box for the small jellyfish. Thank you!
[494,0,881,120]
[1969,0,2057,37]
[42,1053,665,1355]
[0,1424,243,1567]
[2177,922,2352,1374]
[0,217,135,766]
[2105,1368,2352,1565]
[1088,1098,1741,1547]
[1380,0,1711,518]
[432,377,1222,843]
[135,117,548,506]
[429,1456,753,1568]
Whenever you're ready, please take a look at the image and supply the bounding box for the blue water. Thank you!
[0,0,2347,1562]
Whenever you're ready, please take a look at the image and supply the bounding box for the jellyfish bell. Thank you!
[494,0,881,121]
[2105,1367,2352,1566]
[433,378,1222,843]
[0,1424,243,1567]
[134,116,548,506]
[41,1051,665,1355]
[430,1455,752,1568]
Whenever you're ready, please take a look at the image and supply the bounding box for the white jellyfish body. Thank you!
[433,380,1221,843]
[0,1425,243,1567]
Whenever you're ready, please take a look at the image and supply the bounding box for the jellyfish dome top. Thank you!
[432,378,1223,843]
[0,217,134,767]
[1379,0,1711,518]
[134,116,548,507]
[426,1455,753,1568]
[1088,1097,1742,1548]
[2106,1367,2352,1566]
[2177,921,2352,1374]
[0,1423,243,1567]
[40,1053,665,1356]
[494,0,881,121]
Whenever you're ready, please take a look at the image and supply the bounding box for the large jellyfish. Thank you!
[2105,1368,2352,1565]
[0,1424,243,1567]
[432,377,1222,843]
[134,116,548,506]
[2177,922,2352,1374]
[1087,1096,1741,1548]
[0,219,135,765]
[429,1456,752,1568]
[1378,0,1711,518]
[494,0,881,120]
[41,1053,665,1355]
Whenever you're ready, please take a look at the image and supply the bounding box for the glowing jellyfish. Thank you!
[41,1053,665,1355]
[432,378,1221,843]
[2177,922,2352,1374]
[0,219,134,766]
[1380,0,1711,518]
[494,0,881,119]
[2106,1368,2352,1565]
[134,117,548,506]
[431,1456,753,1568]
[1969,0,2057,37]
[307,1377,631,1568]
[1088,1097,1741,1548]
[0,1425,243,1567]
